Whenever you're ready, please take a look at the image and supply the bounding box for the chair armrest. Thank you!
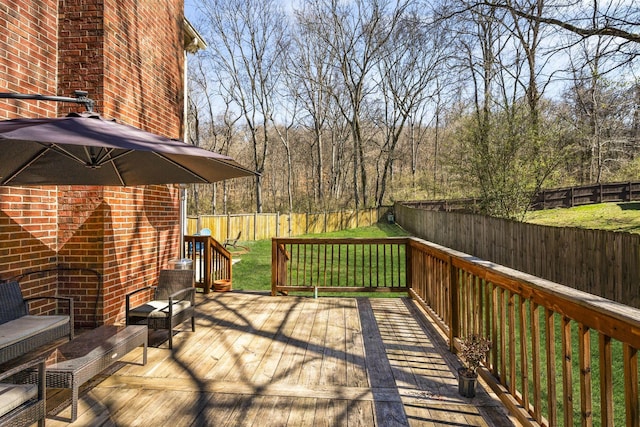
[125,286,156,309]
[125,286,156,326]
[166,287,195,319]
[0,354,47,382]
[24,295,73,311]
[0,354,47,409]
[125,286,156,300]
[168,287,195,304]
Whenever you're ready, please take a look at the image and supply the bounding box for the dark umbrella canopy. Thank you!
[0,112,255,186]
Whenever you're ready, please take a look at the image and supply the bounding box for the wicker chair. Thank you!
[0,355,46,427]
[0,280,74,365]
[125,269,195,349]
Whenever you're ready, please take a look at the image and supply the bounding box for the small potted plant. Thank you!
[457,334,492,397]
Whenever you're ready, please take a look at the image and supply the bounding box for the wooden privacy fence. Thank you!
[399,181,640,212]
[186,207,389,244]
[532,181,640,209]
[272,236,640,426]
[395,203,640,309]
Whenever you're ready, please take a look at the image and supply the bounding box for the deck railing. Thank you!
[271,237,408,295]
[183,235,232,293]
[272,236,640,427]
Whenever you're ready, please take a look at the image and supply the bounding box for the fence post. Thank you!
[449,256,459,354]
[570,187,574,207]
[599,183,603,203]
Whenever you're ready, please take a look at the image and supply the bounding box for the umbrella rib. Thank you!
[152,152,208,183]
[1,146,51,185]
[99,154,127,186]
[94,150,133,165]
[51,144,126,185]
[58,145,127,185]
[52,143,101,166]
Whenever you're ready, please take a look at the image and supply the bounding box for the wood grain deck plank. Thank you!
[220,298,287,382]
[319,298,347,386]
[315,397,349,427]
[41,293,518,426]
[271,297,318,384]
[284,396,317,427]
[250,296,307,386]
[251,395,286,426]
[223,298,290,381]
[345,298,369,388]
[347,399,375,426]
[188,296,274,379]
[299,299,330,386]
[192,392,239,426]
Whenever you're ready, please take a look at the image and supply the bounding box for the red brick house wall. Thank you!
[0,0,186,326]
[0,0,59,118]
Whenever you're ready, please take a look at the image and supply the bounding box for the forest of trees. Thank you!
[185,0,639,219]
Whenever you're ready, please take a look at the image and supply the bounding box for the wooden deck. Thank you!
[45,292,520,426]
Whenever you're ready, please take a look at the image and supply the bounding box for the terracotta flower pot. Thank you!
[457,367,477,398]
[213,279,232,292]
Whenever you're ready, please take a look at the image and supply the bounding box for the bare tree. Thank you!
[290,6,338,207]
[302,0,413,209]
[373,10,448,206]
[197,0,289,213]
[564,35,638,183]
[487,0,640,45]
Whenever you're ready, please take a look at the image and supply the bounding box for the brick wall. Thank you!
[0,186,58,285]
[0,0,59,119]
[0,0,60,304]
[101,0,184,136]
[0,0,186,326]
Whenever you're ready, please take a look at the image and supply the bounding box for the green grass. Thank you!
[525,202,640,234]
[229,223,410,292]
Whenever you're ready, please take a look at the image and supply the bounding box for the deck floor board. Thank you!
[43,292,520,426]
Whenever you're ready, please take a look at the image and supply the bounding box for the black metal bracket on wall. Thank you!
[0,90,95,112]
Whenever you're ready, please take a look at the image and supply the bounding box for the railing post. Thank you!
[449,255,459,354]
[405,238,412,296]
[204,236,212,293]
[271,238,278,296]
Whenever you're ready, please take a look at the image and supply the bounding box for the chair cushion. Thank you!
[0,315,69,349]
[0,383,37,417]
[128,300,192,319]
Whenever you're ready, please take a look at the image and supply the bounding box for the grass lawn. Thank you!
[228,223,410,293]
[525,202,640,234]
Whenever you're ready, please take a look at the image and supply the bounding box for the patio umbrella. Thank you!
[0,112,255,186]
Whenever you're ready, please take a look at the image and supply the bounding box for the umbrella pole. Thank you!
[179,184,187,258]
